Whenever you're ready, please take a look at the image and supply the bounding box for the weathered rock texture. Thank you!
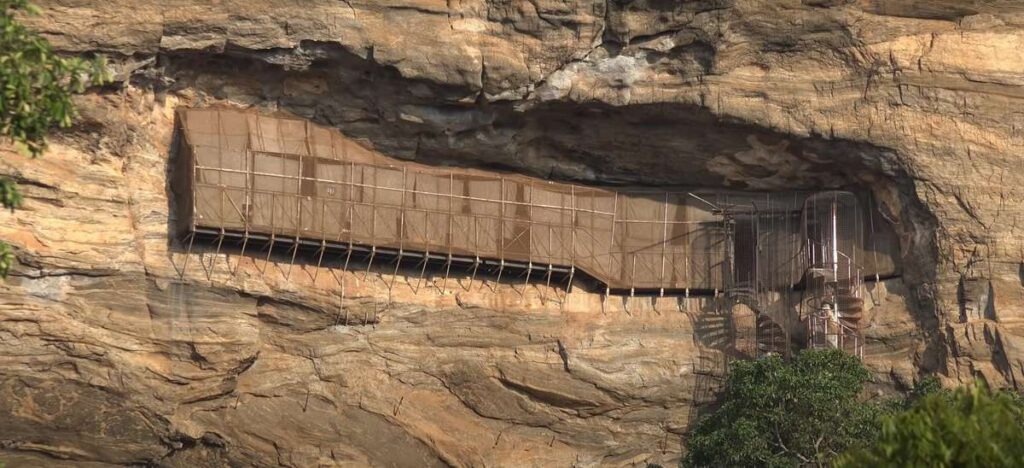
[1,0,1023,466]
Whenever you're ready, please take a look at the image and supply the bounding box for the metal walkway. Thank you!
[173,108,898,297]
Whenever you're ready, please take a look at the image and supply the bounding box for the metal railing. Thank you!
[801,238,866,358]
[189,175,730,292]
[806,310,863,358]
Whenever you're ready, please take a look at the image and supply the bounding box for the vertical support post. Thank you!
[344,161,355,272]
[415,252,429,294]
[389,167,407,299]
[313,239,326,282]
[790,192,798,290]
[366,165,377,282]
[399,166,407,249]
[389,248,402,302]
[442,254,452,292]
[470,256,481,285]
[755,199,762,296]
[548,225,553,269]
[319,170,328,243]
[264,191,276,275]
[370,198,377,243]
[342,243,353,272]
[442,173,454,292]
[542,264,553,305]
[660,192,669,292]
[630,254,637,297]
[212,227,225,280]
[609,192,618,248]
[570,185,577,293]
[265,233,276,272]
[289,127,304,280]
[496,259,505,287]
[412,173,429,293]
[606,191,618,293]
[365,246,376,280]
[475,218,485,292]
[180,232,196,279]
[521,262,532,298]
[287,236,300,279]
[831,195,839,281]
[364,210,377,282]
[211,164,227,276]
[525,181,534,298]
[493,177,505,294]
[233,148,253,276]
[234,233,249,276]
[499,177,505,261]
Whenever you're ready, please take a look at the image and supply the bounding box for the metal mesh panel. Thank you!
[177,108,898,293]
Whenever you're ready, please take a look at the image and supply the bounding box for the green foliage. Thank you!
[0,177,19,276]
[1,0,107,156]
[835,382,1024,468]
[682,351,1024,468]
[0,0,107,277]
[0,176,19,210]
[0,242,11,277]
[906,375,943,402]
[682,349,887,467]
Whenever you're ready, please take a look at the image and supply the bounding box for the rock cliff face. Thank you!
[1,0,1023,466]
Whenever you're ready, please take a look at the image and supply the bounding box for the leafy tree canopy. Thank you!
[0,0,107,276]
[1,0,105,155]
[835,382,1024,468]
[683,349,885,467]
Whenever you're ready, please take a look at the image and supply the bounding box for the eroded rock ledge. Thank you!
[0,0,1023,466]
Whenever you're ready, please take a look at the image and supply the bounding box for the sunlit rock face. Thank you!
[0,1,1023,466]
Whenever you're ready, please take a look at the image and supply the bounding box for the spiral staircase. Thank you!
[756,313,788,356]
[804,264,864,357]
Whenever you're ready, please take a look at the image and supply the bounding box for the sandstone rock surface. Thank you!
[1,0,1023,466]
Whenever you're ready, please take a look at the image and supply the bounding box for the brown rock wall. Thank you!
[1,0,1022,465]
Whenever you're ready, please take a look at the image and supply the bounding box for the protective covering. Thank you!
[175,108,898,294]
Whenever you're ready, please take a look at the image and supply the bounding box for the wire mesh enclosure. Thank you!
[173,108,899,297]
[801,191,867,357]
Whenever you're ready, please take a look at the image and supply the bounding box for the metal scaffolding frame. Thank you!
[174,108,898,305]
[801,191,866,357]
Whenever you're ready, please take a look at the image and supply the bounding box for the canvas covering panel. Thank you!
[179,108,900,292]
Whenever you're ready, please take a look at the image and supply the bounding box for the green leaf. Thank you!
[0,0,109,158]
[0,0,107,278]
[835,381,1024,467]
[0,241,12,277]
[683,349,885,468]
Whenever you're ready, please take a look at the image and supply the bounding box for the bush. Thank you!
[682,349,886,467]
[835,382,1024,467]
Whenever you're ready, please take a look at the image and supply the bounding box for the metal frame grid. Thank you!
[177,108,741,293]
[176,109,895,306]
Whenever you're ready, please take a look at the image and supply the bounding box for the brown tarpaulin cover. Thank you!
[176,108,898,292]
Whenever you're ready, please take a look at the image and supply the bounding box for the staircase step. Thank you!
[837,296,863,306]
